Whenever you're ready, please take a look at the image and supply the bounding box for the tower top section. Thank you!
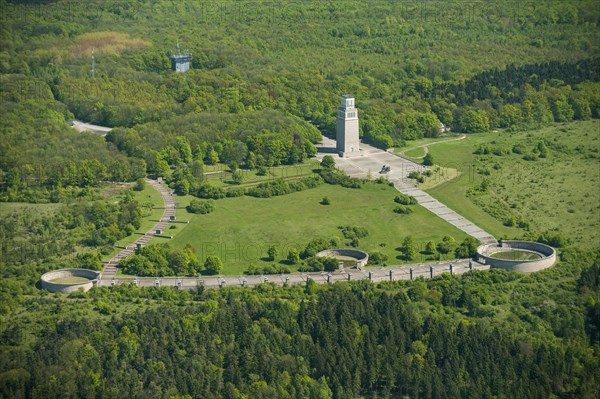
[340,95,355,108]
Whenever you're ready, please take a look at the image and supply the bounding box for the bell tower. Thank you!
[336,95,360,157]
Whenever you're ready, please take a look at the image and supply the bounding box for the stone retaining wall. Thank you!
[476,240,556,272]
[40,268,101,293]
[316,249,369,267]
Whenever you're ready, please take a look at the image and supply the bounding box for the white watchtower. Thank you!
[336,95,360,157]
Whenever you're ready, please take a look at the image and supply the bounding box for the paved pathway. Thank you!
[103,258,488,290]
[397,134,466,159]
[99,179,175,285]
[316,137,497,245]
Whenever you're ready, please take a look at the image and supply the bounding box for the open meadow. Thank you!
[167,182,469,275]
[424,120,600,248]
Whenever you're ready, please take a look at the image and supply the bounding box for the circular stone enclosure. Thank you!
[477,240,556,272]
[40,268,101,293]
[316,249,369,268]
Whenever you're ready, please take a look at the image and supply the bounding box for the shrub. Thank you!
[226,187,246,197]
[133,178,145,191]
[319,167,363,188]
[394,194,417,205]
[256,166,268,176]
[454,237,481,258]
[340,226,369,240]
[204,255,223,275]
[196,184,226,199]
[187,199,215,214]
[320,155,336,169]
[394,205,413,214]
[437,235,455,254]
[369,251,388,265]
[423,153,434,166]
[287,248,300,264]
[321,197,330,205]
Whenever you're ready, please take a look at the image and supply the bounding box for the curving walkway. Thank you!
[397,134,466,159]
[99,179,175,286]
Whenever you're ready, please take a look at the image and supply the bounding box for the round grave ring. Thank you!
[40,268,101,293]
[476,240,556,272]
[316,248,369,268]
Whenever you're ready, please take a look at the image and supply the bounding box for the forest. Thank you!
[0,249,599,398]
[1,0,600,397]
[2,0,600,202]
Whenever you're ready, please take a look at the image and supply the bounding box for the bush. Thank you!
[187,199,215,214]
[320,155,336,169]
[246,175,323,198]
[394,194,417,205]
[226,187,246,197]
[340,226,368,240]
[301,238,335,259]
[267,245,278,261]
[538,232,570,248]
[287,248,300,264]
[196,184,226,199]
[408,171,425,183]
[454,237,481,258]
[394,205,413,214]
[423,153,434,166]
[512,145,524,154]
[256,166,268,176]
[369,251,388,265]
[437,235,455,254]
[319,167,363,188]
[321,197,330,205]
[204,255,223,275]
[133,178,145,191]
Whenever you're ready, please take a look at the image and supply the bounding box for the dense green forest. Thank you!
[1,250,599,398]
[2,0,600,201]
[1,0,600,397]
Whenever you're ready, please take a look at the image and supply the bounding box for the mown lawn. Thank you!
[169,182,470,275]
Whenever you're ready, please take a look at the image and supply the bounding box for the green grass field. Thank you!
[202,162,319,188]
[425,120,600,248]
[403,147,426,158]
[168,183,470,275]
[50,276,91,283]
[490,250,541,261]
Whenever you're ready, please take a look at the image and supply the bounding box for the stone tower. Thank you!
[336,95,360,157]
[170,42,192,73]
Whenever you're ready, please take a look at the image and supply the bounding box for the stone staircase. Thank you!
[100,179,176,284]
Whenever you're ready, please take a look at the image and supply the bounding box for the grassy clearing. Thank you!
[404,147,426,158]
[425,120,600,247]
[0,202,61,217]
[168,182,470,275]
[50,277,91,283]
[71,31,148,57]
[201,161,319,188]
[490,250,541,260]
